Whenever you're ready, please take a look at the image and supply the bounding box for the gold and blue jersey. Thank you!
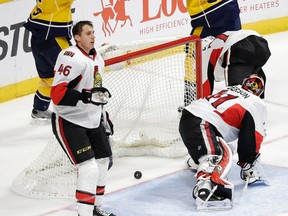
[24,0,74,39]
[186,0,240,30]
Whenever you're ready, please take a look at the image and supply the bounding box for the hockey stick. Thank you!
[243,177,250,191]
[101,105,107,124]
[101,105,112,134]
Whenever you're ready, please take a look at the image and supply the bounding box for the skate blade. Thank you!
[196,198,233,211]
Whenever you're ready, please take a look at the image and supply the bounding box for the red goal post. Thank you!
[11,35,202,199]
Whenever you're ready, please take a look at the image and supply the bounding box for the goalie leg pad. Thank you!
[193,137,234,210]
[210,137,233,190]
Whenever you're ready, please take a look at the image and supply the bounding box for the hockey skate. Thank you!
[30,108,52,125]
[240,153,271,187]
[93,206,116,216]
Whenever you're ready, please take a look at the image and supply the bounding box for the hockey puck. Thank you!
[134,171,142,179]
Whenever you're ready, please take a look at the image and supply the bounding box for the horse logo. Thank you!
[93,0,133,37]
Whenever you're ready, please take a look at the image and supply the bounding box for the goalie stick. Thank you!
[101,105,111,134]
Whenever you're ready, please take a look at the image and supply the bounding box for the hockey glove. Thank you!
[91,87,111,105]
[80,87,111,105]
[80,89,92,104]
[238,153,268,185]
[102,111,114,136]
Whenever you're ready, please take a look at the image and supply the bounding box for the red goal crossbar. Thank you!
[104,35,203,99]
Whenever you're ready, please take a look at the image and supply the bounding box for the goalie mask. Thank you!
[242,74,265,96]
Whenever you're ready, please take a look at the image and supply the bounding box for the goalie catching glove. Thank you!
[80,87,111,105]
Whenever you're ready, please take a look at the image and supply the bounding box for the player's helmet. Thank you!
[242,74,265,96]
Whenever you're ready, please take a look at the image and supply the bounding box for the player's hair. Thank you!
[72,20,93,37]
[242,74,265,96]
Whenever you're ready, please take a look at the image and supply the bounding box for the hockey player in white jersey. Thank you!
[179,74,268,210]
[201,30,271,98]
[50,21,115,216]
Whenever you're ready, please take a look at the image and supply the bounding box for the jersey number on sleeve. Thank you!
[57,64,71,76]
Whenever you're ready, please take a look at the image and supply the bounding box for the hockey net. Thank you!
[11,35,202,199]
[101,35,202,158]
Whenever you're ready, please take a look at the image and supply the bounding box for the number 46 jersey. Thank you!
[184,85,267,148]
[51,46,105,129]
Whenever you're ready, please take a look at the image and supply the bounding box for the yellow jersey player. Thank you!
[186,0,241,38]
[24,0,73,124]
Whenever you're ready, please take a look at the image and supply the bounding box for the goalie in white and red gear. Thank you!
[179,74,267,210]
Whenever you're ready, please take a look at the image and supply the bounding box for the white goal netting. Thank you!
[11,35,202,199]
[101,35,202,158]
